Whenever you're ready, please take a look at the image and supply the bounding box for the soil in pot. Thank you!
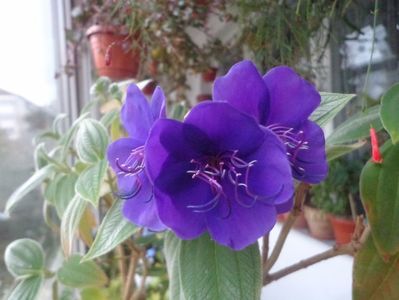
[328,215,356,245]
[86,25,140,80]
[304,205,334,240]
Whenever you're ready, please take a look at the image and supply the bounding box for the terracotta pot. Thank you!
[304,206,334,240]
[197,94,212,102]
[328,215,356,245]
[142,80,157,96]
[277,212,307,229]
[201,67,217,82]
[86,25,140,80]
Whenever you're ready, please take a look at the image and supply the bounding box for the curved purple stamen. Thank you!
[186,150,276,214]
[116,179,142,199]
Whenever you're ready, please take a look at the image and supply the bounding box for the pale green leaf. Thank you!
[310,92,356,127]
[57,255,108,288]
[5,239,44,278]
[380,83,399,144]
[100,109,119,128]
[75,160,108,206]
[75,119,109,163]
[7,276,43,300]
[5,164,56,215]
[82,200,136,261]
[326,140,367,161]
[61,196,88,256]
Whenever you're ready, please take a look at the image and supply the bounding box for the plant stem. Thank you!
[262,234,270,268]
[117,245,127,296]
[124,253,139,300]
[263,219,369,285]
[263,183,310,274]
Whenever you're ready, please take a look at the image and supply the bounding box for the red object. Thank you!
[197,94,212,102]
[370,127,383,164]
[201,67,218,82]
[142,80,157,96]
[328,215,356,245]
[86,25,140,81]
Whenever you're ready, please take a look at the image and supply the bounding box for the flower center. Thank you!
[186,150,266,215]
[115,145,145,199]
[267,124,309,177]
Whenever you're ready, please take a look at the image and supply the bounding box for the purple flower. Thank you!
[145,102,294,250]
[214,60,328,186]
[107,84,166,231]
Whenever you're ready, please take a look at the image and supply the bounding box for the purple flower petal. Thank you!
[122,172,165,231]
[107,137,143,173]
[289,120,328,183]
[121,84,153,142]
[263,66,320,129]
[150,86,166,120]
[184,102,265,156]
[213,60,269,124]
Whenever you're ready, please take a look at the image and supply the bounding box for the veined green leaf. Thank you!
[57,255,108,288]
[310,92,356,128]
[165,232,261,300]
[326,140,367,161]
[75,160,108,206]
[7,276,43,300]
[82,200,136,262]
[100,109,119,128]
[5,239,44,278]
[360,141,399,256]
[327,105,382,144]
[164,232,185,300]
[60,112,90,160]
[5,164,56,215]
[76,119,109,163]
[61,196,88,256]
[353,236,399,300]
[380,83,399,144]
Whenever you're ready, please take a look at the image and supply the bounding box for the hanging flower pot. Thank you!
[86,25,140,81]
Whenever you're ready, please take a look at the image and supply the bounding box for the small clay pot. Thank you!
[304,205,334,240]
[142,80,157,96]
[86,25,140,80]
[197,94,212,102]
[277,212,307,229]
[201,67,217,82]
[328,215,356,245]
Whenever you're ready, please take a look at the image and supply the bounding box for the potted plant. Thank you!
[304,192,334,240]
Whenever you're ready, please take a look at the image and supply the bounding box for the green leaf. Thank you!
[353,236,399,300]
[57,255,108,288]
[61,196,88,256]
[5,239,44,278]
[165,232,262,300]
[327,105,382,144]
[5,164,56,215]
[76,119,109,163]
[380,83,399,144]
[100,109,119,128]
[52,113,68,136]
[164,232,185,300]
[360,141,399,256]
[75,159,108,206]
[7,276,43,300]
[46,173,77,217]
[81,287,108,300]
[60,112,90,160]
[82,200,136,261]
[310,92,356,127]
[326,140,366,161]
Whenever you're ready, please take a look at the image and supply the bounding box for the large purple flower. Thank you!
[145,102,294,250]
[107,84,166,231]
[214,60,328,185]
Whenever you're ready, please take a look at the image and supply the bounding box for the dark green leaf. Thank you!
[57,255,108,288]
[360,141,399,256]
[5,164,56,215]
[75,159,108,206]
[7,276,43,300]
[310,92,356,127]
[380,83,399,144]
[327,105,382,144]
[82,200,136,261]
[5,239,44,278]
[353,236,399,300]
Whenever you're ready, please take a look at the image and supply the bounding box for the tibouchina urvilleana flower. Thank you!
[145,102,294,250]
[107,84,166,231]
[214,60,328,190]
